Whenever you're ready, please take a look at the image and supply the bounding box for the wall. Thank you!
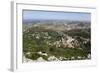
[0,0,100,73]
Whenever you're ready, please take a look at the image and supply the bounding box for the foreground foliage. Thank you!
[23,23,91,61]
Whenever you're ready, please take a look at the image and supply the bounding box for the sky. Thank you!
[23,10,91,22]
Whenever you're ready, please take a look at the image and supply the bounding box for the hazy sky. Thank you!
[23,10,91,21]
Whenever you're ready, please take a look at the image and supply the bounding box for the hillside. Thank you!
[23,20,91,62]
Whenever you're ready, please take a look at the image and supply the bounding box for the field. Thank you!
[23,20,91,62]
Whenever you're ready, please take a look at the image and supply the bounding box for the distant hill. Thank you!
[23,19,90,25]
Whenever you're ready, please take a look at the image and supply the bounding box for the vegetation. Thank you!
[23,22,91,62]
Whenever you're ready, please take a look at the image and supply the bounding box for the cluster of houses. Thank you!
[31,31,85,49]
[47,35,80,49]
